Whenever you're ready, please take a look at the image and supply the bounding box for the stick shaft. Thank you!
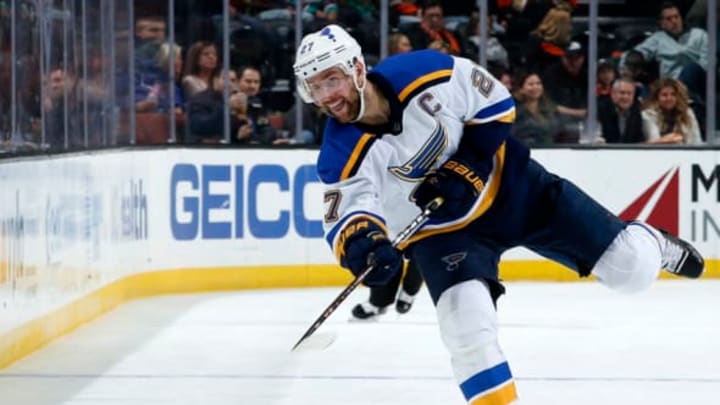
[292,198,441,351]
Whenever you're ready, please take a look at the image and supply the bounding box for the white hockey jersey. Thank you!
[316,50,525,264]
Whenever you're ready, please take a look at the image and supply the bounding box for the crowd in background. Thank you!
[0,0,718,153]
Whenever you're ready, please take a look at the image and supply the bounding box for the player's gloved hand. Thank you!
[344,231,402,287]
[412,158,484,221]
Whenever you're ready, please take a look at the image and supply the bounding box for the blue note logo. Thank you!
[441,251,467,272]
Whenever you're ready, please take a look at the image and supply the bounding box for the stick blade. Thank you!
[291,331,337,352]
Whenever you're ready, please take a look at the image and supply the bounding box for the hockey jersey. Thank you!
[316,50,529,263]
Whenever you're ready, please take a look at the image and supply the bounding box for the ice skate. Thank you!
[658,229,704,279]
[395,289,415,314]
[350,301,387,321]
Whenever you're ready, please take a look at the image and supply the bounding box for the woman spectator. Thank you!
[641,77,703,145]
[134,43,187,143]
[182,41,218,98]
[511,70,559,146]
[157,43,186,136]
[137,43,185,113]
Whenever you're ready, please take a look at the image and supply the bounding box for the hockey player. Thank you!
[293,25,704,404]
[351,260,423,320]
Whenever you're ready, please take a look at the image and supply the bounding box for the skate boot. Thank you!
[659,229,704,279]
[351,301,387,321]
[395,289,415,314]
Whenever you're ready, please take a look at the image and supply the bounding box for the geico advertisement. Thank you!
[159,149,332,267]
[170,162,322,240]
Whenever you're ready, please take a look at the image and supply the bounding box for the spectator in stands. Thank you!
[279,102,326,145]
[43,67,81,149]
[596,59,617,98]
[522,7,572,72]
[641,77,703,145]
[428,39,452,54]
[134,15,167,63]
[489,64,513,92]
[238,65,279,144]
[134,41,185,145]
[302,0,324,20]
[624,2,708,102]
[542,41,588,142]
[135,15,166,42]
[187,69,251,144]
[510,70,559,147]
[136,43,185,116]
[323,3,339,24]
[304,2,340,31]
[182,41,219,98]
[619,49,652,101]
[388,32,413,56]
[499,0,554,63]
[405,1,461,55]
[390,0,419,17]
[344,0,378,23]
[597,78,645,143]
[464,10,510,68]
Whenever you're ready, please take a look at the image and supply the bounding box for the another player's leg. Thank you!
[395,260,423,314]
[351,270,402,320]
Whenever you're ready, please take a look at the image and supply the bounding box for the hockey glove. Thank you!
[343,227,402,287]
[412,158,484,222]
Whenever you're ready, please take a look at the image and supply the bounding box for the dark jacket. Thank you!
[187,88,243,143]
[597,96,645,143]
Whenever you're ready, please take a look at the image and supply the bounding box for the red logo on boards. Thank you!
[618,167,679,236]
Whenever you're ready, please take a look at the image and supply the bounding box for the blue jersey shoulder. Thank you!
[317,119,376,184]
[370,50,455,104]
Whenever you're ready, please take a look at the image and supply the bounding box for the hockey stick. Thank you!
[291,197,443,351]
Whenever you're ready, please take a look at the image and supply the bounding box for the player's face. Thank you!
[306,67,358,123]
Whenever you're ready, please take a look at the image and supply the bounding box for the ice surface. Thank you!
[1,280,718,404]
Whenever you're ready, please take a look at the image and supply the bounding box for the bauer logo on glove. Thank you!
[441,160,485,194]
[411,158,486,222]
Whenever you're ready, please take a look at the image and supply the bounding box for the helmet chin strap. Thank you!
[350,67,366,123]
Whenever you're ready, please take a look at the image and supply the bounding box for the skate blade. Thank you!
[292,331,337,351]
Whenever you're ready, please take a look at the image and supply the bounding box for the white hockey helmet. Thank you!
[293,24,365,104]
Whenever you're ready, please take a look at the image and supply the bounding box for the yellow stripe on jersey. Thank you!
[398,69,453,103]
[496,109,516,124]
[340,133,374,181]
[333,214,388,262]
[398,141,507,249]
[468,381,518,405]
[466,108,516,125]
